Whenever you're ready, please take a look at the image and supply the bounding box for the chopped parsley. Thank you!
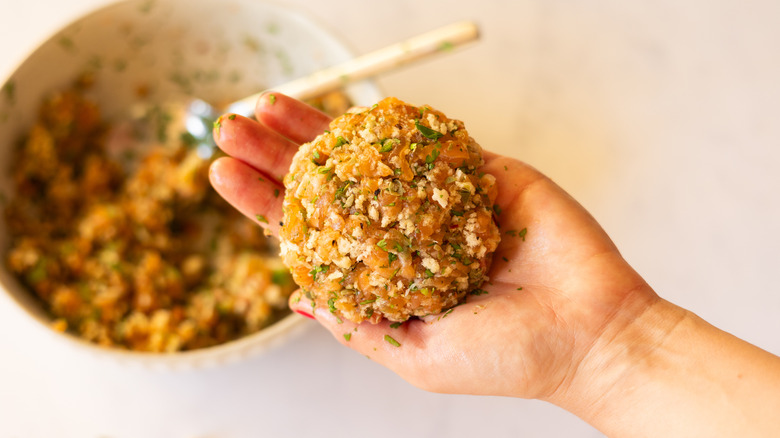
[425,146,441,164]
[493,204,503,215]
[255,214,268,224]
[3,81,15,103]
[328,297,337,313]
[180,132,197,148]
[506,227,528,241]
[415,123,443,140]
[334,180,353,202]
[310,265,327,281]
[384,334,401,347]
[334,136,347,148]
[273,189,280,198]
[389,322,402,329]
[317,166,332,174]
[228,114,237,120]
[343,333,351,341]
[271,269,290,286]
[27,259,48,284]
[424,269,434,279]
[379,138,400,152]
[360,298,376,305]
[470,289,489,296]
[388,252,398,264]
[451,210,464,217]
[376,240,388,251]
[268,94,276,105]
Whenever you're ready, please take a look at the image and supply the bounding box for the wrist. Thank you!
[544,294,688,432]
[547,294,780,437]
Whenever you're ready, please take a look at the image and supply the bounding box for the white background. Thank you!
[2,0,780,437]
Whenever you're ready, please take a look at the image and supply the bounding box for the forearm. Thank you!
[549,297,780,437]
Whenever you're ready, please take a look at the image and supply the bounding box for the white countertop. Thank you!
[2,0,779,437]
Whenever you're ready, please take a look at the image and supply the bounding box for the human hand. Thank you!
[209,93,659,400]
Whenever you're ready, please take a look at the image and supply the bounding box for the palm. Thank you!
[210,94,654,399]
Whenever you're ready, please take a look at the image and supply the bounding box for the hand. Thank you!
[209,93,658,400]
[212,93,780,438]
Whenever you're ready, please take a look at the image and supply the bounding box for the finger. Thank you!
[287,290,433,371]
[213,114,298,183]
[255,92,332,144]
[209,156,284,234]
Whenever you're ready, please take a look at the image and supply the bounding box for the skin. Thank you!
[211,93,780,437]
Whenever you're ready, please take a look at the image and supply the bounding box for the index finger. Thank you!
[255,92,332,144]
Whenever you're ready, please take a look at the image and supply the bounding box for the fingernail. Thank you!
[295,309,315,320]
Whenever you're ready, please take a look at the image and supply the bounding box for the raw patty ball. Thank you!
[280,97,500,323]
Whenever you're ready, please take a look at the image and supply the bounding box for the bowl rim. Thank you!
[0,0,382,367]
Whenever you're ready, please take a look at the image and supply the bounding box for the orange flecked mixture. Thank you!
[4,84,299,352]
[280,97,501,323]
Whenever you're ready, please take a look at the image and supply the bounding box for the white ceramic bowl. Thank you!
[0,0,381,369]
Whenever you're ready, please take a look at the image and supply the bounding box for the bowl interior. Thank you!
[0,0,381,366]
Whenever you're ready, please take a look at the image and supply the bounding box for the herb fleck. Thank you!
[268,94,276,105]
[415,123,443,140]
[425,147,441,164]
[58,37,76,52]
[271,269,290,286]
[2,81,15,103]
[384,334,401,347]
[343,333,352,341]
[255,214,268,224]
[228,114,236,120]
[439,41,454,51]
[379,138,400,153]
[310,265,327,281]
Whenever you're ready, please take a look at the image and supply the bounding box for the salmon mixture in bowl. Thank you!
[3,80,350,352]
[280,97,501,323]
